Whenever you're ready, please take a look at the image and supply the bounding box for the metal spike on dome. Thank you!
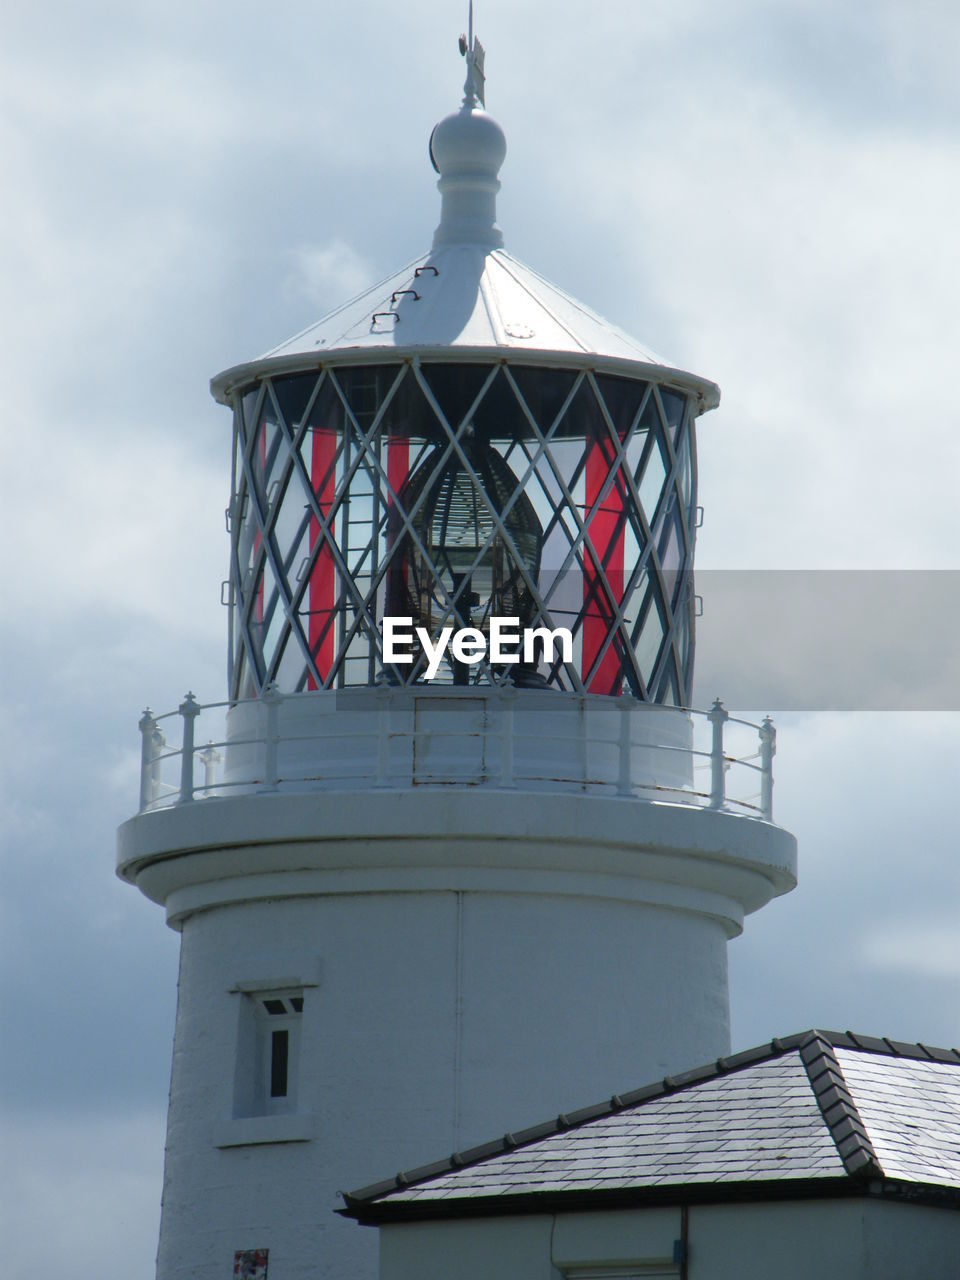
[461,0,486,106]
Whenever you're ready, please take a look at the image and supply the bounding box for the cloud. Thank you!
[284,239,378,317]
[860,919,960,978]
[729,711,960,1049]
[3,2,960,1276]
[692,571,960,710]
[5,426,226,629]
[0,1109,166,1278]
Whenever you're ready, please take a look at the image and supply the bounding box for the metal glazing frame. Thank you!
[226,358,698,702]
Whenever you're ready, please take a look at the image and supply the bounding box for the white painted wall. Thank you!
[154,886,731,1280]
[379,1217,559,1280]
[377,1199,960,1280]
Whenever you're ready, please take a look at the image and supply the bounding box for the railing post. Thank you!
[618,695,635,796]
[151,727,165,798]
[178,693,200,804]
[500,685,516,789]
[759,716,776,821]
[199,742,222,796]
[260,683,282,792]
[707,697,728,809]
[139,709,156,811]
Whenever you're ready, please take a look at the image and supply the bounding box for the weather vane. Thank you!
[458,0,486,107]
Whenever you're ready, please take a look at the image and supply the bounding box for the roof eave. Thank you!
[209,346,721,415]
[340,1173,960,1227]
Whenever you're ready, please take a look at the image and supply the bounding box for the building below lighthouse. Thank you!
[342,1029,960,1280]
[117,22,796,1280]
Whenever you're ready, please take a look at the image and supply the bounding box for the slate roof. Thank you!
[341,1031,960,1222]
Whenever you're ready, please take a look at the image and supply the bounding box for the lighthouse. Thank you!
[118,22,797,1280]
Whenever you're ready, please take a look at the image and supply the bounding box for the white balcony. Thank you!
[136,687,776,821]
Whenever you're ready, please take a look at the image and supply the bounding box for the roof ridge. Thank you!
[490,253,592,353]
[799,1031,882,1180]
[830,1029,960,1065]
[494,250,660,359]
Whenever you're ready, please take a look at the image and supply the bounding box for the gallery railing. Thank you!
[135,689,777,821]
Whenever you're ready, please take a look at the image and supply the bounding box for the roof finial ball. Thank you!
[429,6,506,248]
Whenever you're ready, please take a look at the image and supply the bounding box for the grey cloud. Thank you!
[730,710,960,1049]
[3,2,960,1277]
[692,571,960,710]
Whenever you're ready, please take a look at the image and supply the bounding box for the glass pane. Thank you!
[658,502,684,606]
[634,581,666,690]
[251,408,284,508]
[509,365,579,434]
[294,378,345,489]
[241,385,262,439]
[594,373,648,438]
[656,655,681,707]
[534,439,584,548]
[260,557,285,671]
[676,595,692,699]
[276,505,310,583]
[470,368,527,445]
[556,377,605,446]
[270,1029,289,1097]
[622,519,642,578]
[660,388,686,444]
[380,366,437,447]
[677,431,693,511]
[234,647,256,700]
[274,372,321,434]
[638,435,668,526]
[420,363,491,433]
[623,392,658,489]
[232,409,244,498]
[337,365,398,431]
[276,623,308,691]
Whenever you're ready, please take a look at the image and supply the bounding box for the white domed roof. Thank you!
[211,39,719,411]
[262,247,680,367]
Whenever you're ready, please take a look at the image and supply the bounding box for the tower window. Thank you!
[231,985,305,1118]
[270,1029,289,1097]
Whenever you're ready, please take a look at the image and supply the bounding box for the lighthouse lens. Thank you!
[386,441,543,678]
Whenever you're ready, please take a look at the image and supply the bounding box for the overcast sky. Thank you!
[2,2,959,1277]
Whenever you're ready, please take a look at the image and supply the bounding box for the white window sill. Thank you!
[213,1113,318,1148]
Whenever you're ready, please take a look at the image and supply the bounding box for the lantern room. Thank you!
[211,30,718,705]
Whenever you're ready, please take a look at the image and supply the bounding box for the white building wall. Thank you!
[379,1217,559,1280]
[860,1199,960,1278]
[377,1200,960,1280]
[455,890,731,1139]
[692,1199,960,1279]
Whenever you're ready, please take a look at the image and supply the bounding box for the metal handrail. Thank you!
[135,693,777,821]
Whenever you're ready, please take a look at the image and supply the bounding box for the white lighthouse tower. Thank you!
[118,24,797,1280]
